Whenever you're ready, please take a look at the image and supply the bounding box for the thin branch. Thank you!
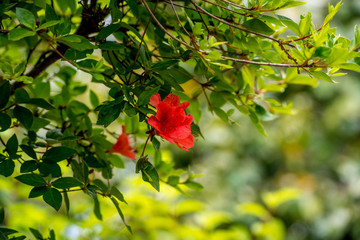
[216,0,253,10]
[129,0,160,82]
[284,21,330,43]
[169,0,192,37]
[189,0,280,43]
[221,56,327,68]
[191,0,211,39]
[140,0,198,51]
[47,40,89,72]
[202,0,247,16]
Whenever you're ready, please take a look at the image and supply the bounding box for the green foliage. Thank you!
[0,0,359,238]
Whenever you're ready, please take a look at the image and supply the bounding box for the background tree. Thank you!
[0,0,359,239]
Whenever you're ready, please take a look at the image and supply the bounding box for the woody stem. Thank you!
[140,133,153,158]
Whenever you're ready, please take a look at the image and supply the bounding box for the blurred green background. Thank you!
[1,0,360,239]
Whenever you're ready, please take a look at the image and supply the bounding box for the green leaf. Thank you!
[96,101,124,127]
[299,12,312,36]
[52,177,83,189]
[249,108,268,137]
[0,113,11,132]
[0,81,10,109]
[111,186,127,204]
[6,134,18,158]
[0,227,18,237]
[110,197,132,233]
[29,186,47,198]
[311,71,334,83]
[90,90,99,107]
[96,23,121,42]
[64,191,70,213]
[15,88,30,103]
[107,154,125,169]
[314,47,331,58]
[8,27,36,41]
[16,8,36,29]
[191,123,204,139]
[64,48,93,60]
[123,102,137,117]
[59,34,95,51]
[324,1,342,25]
[15,173,47,187]
[29,228,43,239]
[20,145,37,159]
[38,162,62,178]
[183,180,204,190]
[243,18,275,35]
[98,42,124,50]
[0,160,15,177]
[42,147,76,163]
[123,85,134,104]
[36,20,61,30]
[0,208,4,224]
[276,15,300,35]
[20,160,38,173]
[286,74,318,87]
[28,98,55,110]
[140,161,160,191]
[167,176,179,187]
[13,105,33,129]
[152,136,160,151]
[93,197,102,220]
[137,86,160,106]
[214,107,228,122]
[43,188,62,211]
[338,63,360,72]
[277,1,306,10]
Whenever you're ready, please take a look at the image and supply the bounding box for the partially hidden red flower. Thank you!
[109,126,136,160]
[148,93,194,151]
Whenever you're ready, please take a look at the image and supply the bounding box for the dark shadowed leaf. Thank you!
[0,113,11,132]
[0,160,15,177]
[110,197,132,233]
[15,173,46,187]
[6,134,18,158]
[29,186,48,198]
[20,160,38,173]
[28,98,55,110]
[140,161,160,192]
[13,105,33,129]
[111,186,127,204]
[43,188,62,211]
[243,18,275,35]
[93,197,102,221]
[29,228,43,239]
[0,81,10,109]
[52,177,83,189]
[42,147,76,163]
[20,145,37,159]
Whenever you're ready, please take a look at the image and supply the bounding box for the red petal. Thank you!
[175,134,194,151]
[150,93,161,108]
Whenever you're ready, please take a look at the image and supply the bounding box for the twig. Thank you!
[202,0,247,16]
[129,0,160,82]
[189,0,280,43]
[140,0,198,51]
[221,56,327,68]
[216,0,253,10]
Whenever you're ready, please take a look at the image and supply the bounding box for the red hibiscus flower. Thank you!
[148,93,194,151]
[109,126,136,160]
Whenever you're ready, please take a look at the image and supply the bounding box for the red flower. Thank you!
[110,126,136,160]
[148,93,194,151]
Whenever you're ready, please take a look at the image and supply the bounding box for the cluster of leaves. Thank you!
[0,0,359,236]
